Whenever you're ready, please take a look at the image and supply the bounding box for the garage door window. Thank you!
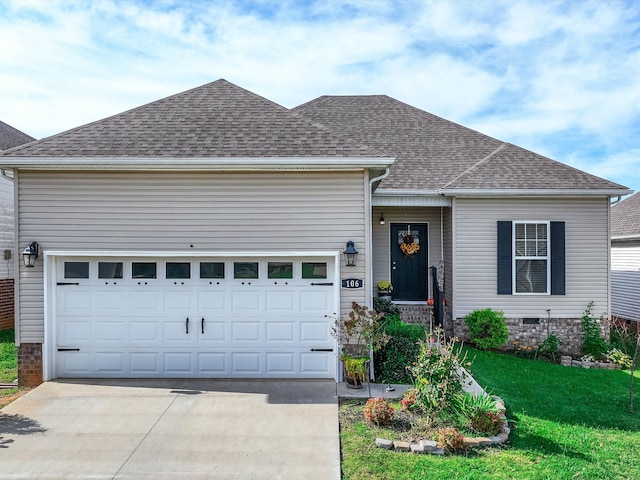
[200,262,225,279]
[302,262,327,279]
[98,262,123,279]
[64,261,89,279]
[234,262,258,279]
[268,262,293,279]
[132,262,157,279]
[166,262,191,279]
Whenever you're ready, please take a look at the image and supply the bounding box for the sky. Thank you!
[1,0,639,194]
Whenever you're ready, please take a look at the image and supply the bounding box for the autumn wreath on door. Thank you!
[399,225,420,257]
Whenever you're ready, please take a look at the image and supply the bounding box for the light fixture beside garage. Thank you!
[343,240,358,267]
[22,241,39,268]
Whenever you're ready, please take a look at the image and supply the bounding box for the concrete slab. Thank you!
[0,379,340,480]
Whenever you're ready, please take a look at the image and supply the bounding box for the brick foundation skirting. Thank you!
[451,316,610,355]
[0,278,14,331]
[18,343,43,387]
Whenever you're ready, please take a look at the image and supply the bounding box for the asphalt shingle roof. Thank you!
[612,192,640,238]
[2,80,374,158]
[0,120,34,150]
[293,95,627,192]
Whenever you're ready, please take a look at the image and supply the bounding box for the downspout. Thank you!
[367,166,391,382]
[367,166,391,304]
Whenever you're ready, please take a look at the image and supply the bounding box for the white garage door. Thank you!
[54,256,337,378]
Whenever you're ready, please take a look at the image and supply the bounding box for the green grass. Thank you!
[0,329,18,383]
[340,347,640,480]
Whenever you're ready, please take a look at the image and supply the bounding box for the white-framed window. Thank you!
[513,221,550,294]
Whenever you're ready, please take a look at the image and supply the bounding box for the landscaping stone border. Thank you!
[374,368,511,454]
[560,355,621,370]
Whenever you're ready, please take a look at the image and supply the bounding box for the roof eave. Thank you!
[0,156,395,171]
[438,188,632,197]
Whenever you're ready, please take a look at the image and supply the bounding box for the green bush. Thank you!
[464,308,508,350]
[373,298,401,319]
[408,330,469,415]
[581,301,609,358]
[374,316,426,384]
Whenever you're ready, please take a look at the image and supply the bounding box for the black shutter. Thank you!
[497,221,512,294]
[550,221,566,295]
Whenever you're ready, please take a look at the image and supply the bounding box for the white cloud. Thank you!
[0,0,638,192]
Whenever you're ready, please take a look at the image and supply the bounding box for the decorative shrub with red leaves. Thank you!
[470,410,504,436]
[363,397,394,426]
[435,427,466,454]
[400,388,417,411]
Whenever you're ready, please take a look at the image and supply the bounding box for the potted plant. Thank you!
[330,302,389,389]
[376,280,393,301]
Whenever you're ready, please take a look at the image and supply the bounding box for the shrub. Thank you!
[470,410,504,436]
[373,298,401,319]
[464,308,508,350]
[363,397,394,426]
[536,333,563,361]
[581,301,609,358]
[450,392,499,418]
[374,316,426,384]
[435,427,466,454]
[400,388,417,411]
[408,329,470,415]
[606,348,633,368]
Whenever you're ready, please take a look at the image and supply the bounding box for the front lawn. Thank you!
[340,347,640,480]
[0,329,18,383]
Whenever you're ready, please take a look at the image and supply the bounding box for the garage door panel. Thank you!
[130,321,160,343]
[231,291,261,310]
[197,290,227,312]
[231,352,261,374]
[299,290,332,311]
[163,352,193,374]
[130,352,160,374]
[265,322,295,342]
[300,322,331,342]
[231,322,261,342]
[265,290,295,311]
[55,256,336,379]
[266,352,295,374]
[95,352,125,373]
[196,352,226,373]
[57,289,93,313]
[163,290,193,310]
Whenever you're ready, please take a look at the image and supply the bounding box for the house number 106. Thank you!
[341,279,363,289]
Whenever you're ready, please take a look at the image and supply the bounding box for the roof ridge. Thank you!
[440,143,509,189]
[2,79,250,155]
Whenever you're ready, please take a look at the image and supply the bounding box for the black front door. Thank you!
[391,223,428,301]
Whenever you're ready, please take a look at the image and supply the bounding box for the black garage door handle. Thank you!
[310,282,333,286]
[310,348,333,352]
[58,348,80,352]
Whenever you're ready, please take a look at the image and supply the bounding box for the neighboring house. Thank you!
[611,192,640,323]
[0,80,629,386]
[0,120,34,332]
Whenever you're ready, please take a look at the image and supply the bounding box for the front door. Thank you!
[390,223,428,301]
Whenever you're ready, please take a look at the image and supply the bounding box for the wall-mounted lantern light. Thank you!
[22,241,39,268]
[343,240,358,267]
[379,213,385,225]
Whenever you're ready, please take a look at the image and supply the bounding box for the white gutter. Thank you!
[1,169,13,181]
[438,188,633,196]
[0,156,395,170]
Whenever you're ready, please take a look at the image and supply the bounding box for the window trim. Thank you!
[512,220,550,295]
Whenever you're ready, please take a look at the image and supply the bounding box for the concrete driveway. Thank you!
[0,379,340,480]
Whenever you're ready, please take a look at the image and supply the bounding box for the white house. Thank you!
[611,192,640,323]
[0,80,629,385]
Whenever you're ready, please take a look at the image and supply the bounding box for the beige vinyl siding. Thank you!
[17,170,367,342]
[453,197,610,319]
[0,177,14,279]
[611,242,640,321]
[372,206,446,298]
